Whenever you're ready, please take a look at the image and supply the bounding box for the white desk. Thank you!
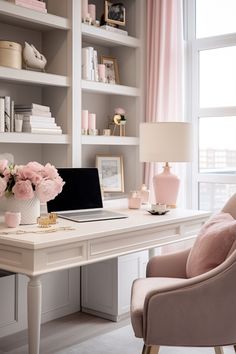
[0,208,210,354]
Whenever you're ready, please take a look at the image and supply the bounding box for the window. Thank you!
[186,0,236,210]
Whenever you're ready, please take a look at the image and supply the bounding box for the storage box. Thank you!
[0,41,22,69]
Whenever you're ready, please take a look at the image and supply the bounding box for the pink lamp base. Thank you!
[153,163,180,208]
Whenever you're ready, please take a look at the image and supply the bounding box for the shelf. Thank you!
[0,1,70,31]
[82,23,140,48]
[0,66,69,87]
[81,135,139,146]
[0,133,69,144]
[81,80,140,97]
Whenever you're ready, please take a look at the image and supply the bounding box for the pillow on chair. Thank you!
[186,212,236,278]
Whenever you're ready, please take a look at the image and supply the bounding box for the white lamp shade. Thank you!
[139,122,192,163]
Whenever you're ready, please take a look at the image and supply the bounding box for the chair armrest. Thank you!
[143,252,236,347]
[146,248,191,278]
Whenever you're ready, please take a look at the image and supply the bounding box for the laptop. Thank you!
[47,168,127,223]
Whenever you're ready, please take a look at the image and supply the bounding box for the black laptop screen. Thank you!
[47,168,103,212]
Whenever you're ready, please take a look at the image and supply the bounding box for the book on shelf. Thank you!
[15,103,50,112]
[82,46,98,82]
[4,96,11,133]
[0,98,4,133]
[23,121,58,129]
[22,116,56,123]
[100,25,128,36]
[8,0,47,13]
[15,109,52,117]
[22,127,62,134]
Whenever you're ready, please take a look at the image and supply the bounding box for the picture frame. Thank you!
[104,1,126,26]
[96,155,124,192]
[101,55,120,84]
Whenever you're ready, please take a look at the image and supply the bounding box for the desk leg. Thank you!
[27,276,42,354]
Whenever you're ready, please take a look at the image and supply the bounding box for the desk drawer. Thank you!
[88,225,180,260]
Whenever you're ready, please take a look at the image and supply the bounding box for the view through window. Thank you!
[187,0,236,210]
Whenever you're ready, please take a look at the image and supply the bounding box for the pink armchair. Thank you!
[131,194,236,354]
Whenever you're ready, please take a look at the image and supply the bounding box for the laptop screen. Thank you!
[47,168,103,213]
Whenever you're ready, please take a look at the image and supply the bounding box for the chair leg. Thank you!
[214,347,224,354]
[234,345,236,352]
[142,344,160,354]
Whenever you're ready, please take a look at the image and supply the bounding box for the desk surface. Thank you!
[0,208,211,277]
[0,208,210,249]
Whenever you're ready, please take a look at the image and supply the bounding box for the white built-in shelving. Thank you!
[0,132,69,144]
[82,23,140,48]
[0,0,70,30]
[0,66,69,87]
[81,80,139,97]
[81,135,139,146]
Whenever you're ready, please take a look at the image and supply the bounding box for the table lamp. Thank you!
[139,122,192,208]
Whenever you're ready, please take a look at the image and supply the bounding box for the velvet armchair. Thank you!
[131,193,236,354]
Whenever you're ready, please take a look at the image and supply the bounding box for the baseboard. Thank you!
[81,307,130,322]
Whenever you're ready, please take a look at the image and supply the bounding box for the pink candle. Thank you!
[88,113,96,130]
[88,4,96,21]
[5,212,21,228]
[98,64,106,82]
[82,0,88,19]
[82,110,89,130]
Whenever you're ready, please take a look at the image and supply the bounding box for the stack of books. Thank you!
[0,96,14,133]
[15,103,62,134]
[8,0,47,13]
[82,46,99,81]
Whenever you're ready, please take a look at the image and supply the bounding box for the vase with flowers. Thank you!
[0,160,65,225]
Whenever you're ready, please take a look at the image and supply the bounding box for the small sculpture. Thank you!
[113,107,126,136]
[23,42,47,71]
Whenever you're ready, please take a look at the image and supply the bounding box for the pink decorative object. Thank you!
[82,0,89,19]
[88,113,96,130]
[5,211,21,228]
[0,160,65,203]
[140,184,150,204]
[82,110,89,130]
[186,212,236,278]
[153,163,180,207]
[98,64,106,82]
[128,191,141,209]
[88,4,96,21]
[115,107,126,115]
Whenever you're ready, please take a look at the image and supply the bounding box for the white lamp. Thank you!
[139,122,192,207]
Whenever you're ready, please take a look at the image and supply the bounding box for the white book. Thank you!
[0,98,4,132]
[100,25,128,36]
[82,46,94,80]
[23,121,58,129]
[23,127,62,134]
[23,116,55,123]
[4,96,11,133]
[15,103,50,112]
[15,110,52,117]
[93,50,99,82]
[10,100,14,132]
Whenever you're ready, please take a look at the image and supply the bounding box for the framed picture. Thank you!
[105,1,126,26]
[96,155,124,192]
[101,55,120,84]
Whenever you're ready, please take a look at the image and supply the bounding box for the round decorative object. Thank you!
[4,195,40,225]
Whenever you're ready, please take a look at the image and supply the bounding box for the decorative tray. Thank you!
[147,210,170,215]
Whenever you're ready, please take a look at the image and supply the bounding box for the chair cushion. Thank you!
[186,212,236,278]
[131,277,185,338]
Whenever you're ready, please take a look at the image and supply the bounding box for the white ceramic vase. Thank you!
[4,195,40,225]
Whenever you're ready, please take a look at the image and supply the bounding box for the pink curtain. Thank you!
[145,0,184,203]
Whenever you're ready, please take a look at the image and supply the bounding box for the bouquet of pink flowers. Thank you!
[0,160,65,203]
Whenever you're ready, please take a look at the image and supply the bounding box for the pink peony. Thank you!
[16,166,42,186]
[114,107,125,115]
[12,180,34,200]
[0,160,8,174]
[26,161,44,172]
[0,177,7,197]
[36,179,60,203]
[43,163,58,179]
